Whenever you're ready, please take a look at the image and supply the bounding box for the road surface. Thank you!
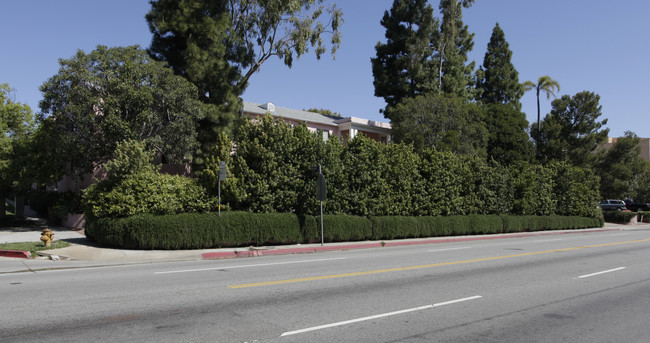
[2,229,649,342]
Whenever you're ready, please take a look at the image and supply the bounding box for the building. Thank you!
[243,101,392,143]
[599,137,650,161]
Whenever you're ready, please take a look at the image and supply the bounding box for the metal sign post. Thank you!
[218,161,226,216]
[315,164,327,246]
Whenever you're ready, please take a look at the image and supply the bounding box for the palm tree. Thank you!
[522,76,560,132]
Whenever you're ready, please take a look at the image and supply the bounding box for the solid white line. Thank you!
[154,257,346,275]
[280,295,482,337]
[533,239,562,243]
[578,267,626,279]
[427,246,472,253]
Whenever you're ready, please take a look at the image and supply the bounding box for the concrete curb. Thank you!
[201,228,621,260]
[0,249,31,259]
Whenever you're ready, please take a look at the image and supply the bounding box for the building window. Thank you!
[317,129,330,142]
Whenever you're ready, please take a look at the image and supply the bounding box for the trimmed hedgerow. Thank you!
[602,211,638,224]
[370,216,423,240]
[85,211,302,249]
[86,212,604,250]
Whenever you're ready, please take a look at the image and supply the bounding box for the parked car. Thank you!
[624,199,650,212]
[599,199,627,211]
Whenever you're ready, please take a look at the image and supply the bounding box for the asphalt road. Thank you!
[2,229,650,342]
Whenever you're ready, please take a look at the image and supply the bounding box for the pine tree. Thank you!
[477,23,523,110]
[436,0,475,100]
[371,0,438,116]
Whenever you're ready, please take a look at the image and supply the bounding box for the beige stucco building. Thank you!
[599,137,650,161]
[243,101,392,144]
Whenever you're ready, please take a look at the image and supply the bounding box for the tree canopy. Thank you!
[595,132,648,199]
[476,23,522,110]
[147,0,343,170]
[371,0,438,113]
[436,0,476,99]
[372,0,476,118]
[534,91,609,167]
[39,45,205,179]
[304,108,343,118]
[483,103,534,165]
[523,75,560,134]
[389,92,487,156]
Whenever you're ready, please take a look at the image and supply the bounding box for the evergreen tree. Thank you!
[390,93,487,157]
[147,0,343,172]
[535,91,609,167]
[436,0,476,100]
[483,103,534,165]
[477,23,523,110]
[595,132,648,199]
[371,0,438,115]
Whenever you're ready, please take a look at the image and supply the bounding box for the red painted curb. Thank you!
[201,228,621,260]
[0,249,31,259]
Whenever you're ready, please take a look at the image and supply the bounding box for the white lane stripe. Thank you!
[155,257,346,275]
[533,239,562,243]
[427,246,472,253]
[578,267,626,279]
[280,295,482,337]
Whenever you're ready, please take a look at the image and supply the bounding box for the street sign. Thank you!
[219,161,227,181]
[316,173,327,201]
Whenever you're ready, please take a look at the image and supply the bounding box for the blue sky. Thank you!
[1,0,648,138]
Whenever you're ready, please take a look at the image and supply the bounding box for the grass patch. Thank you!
[0,240,71,257]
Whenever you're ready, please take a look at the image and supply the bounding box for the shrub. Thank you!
[370,216,422,240]
[83,171,211,220]
[602,211,638,224]
[85,211,303,249]
[322,214,373,242]
[85,212,604,250]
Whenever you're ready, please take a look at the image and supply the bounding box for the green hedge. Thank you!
[86,212,604,250]
[602,211,637,224]
[85,212,302,249]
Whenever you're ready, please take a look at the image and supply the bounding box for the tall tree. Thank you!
[39,45,205,179]
[476,23,523,110]
[522,75,560,133]
[147,0,342,170]
[371,0,437,115]
[595,132,648,200]
[390,93,487,157]
[535,91,609,167]
[436,0,476,100]
[0,84,36,217]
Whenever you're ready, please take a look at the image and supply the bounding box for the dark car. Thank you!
[599,199,627,211]
[624,199,650,212]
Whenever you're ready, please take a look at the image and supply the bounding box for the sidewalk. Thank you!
[2,221,648,274]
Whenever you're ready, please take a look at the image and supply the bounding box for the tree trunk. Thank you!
[15,194,25,219]
[0,189,5,219]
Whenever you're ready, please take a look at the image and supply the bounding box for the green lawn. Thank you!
[0,240,71,257]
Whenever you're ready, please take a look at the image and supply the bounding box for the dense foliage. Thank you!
[147,0,343,171]
[534,91,609,167]
[389,93,487,156]
[38,45,204,179]
[83,141,210,220]
[206,115,600,219]
[476,23,523,109]
[86,211,603,250]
